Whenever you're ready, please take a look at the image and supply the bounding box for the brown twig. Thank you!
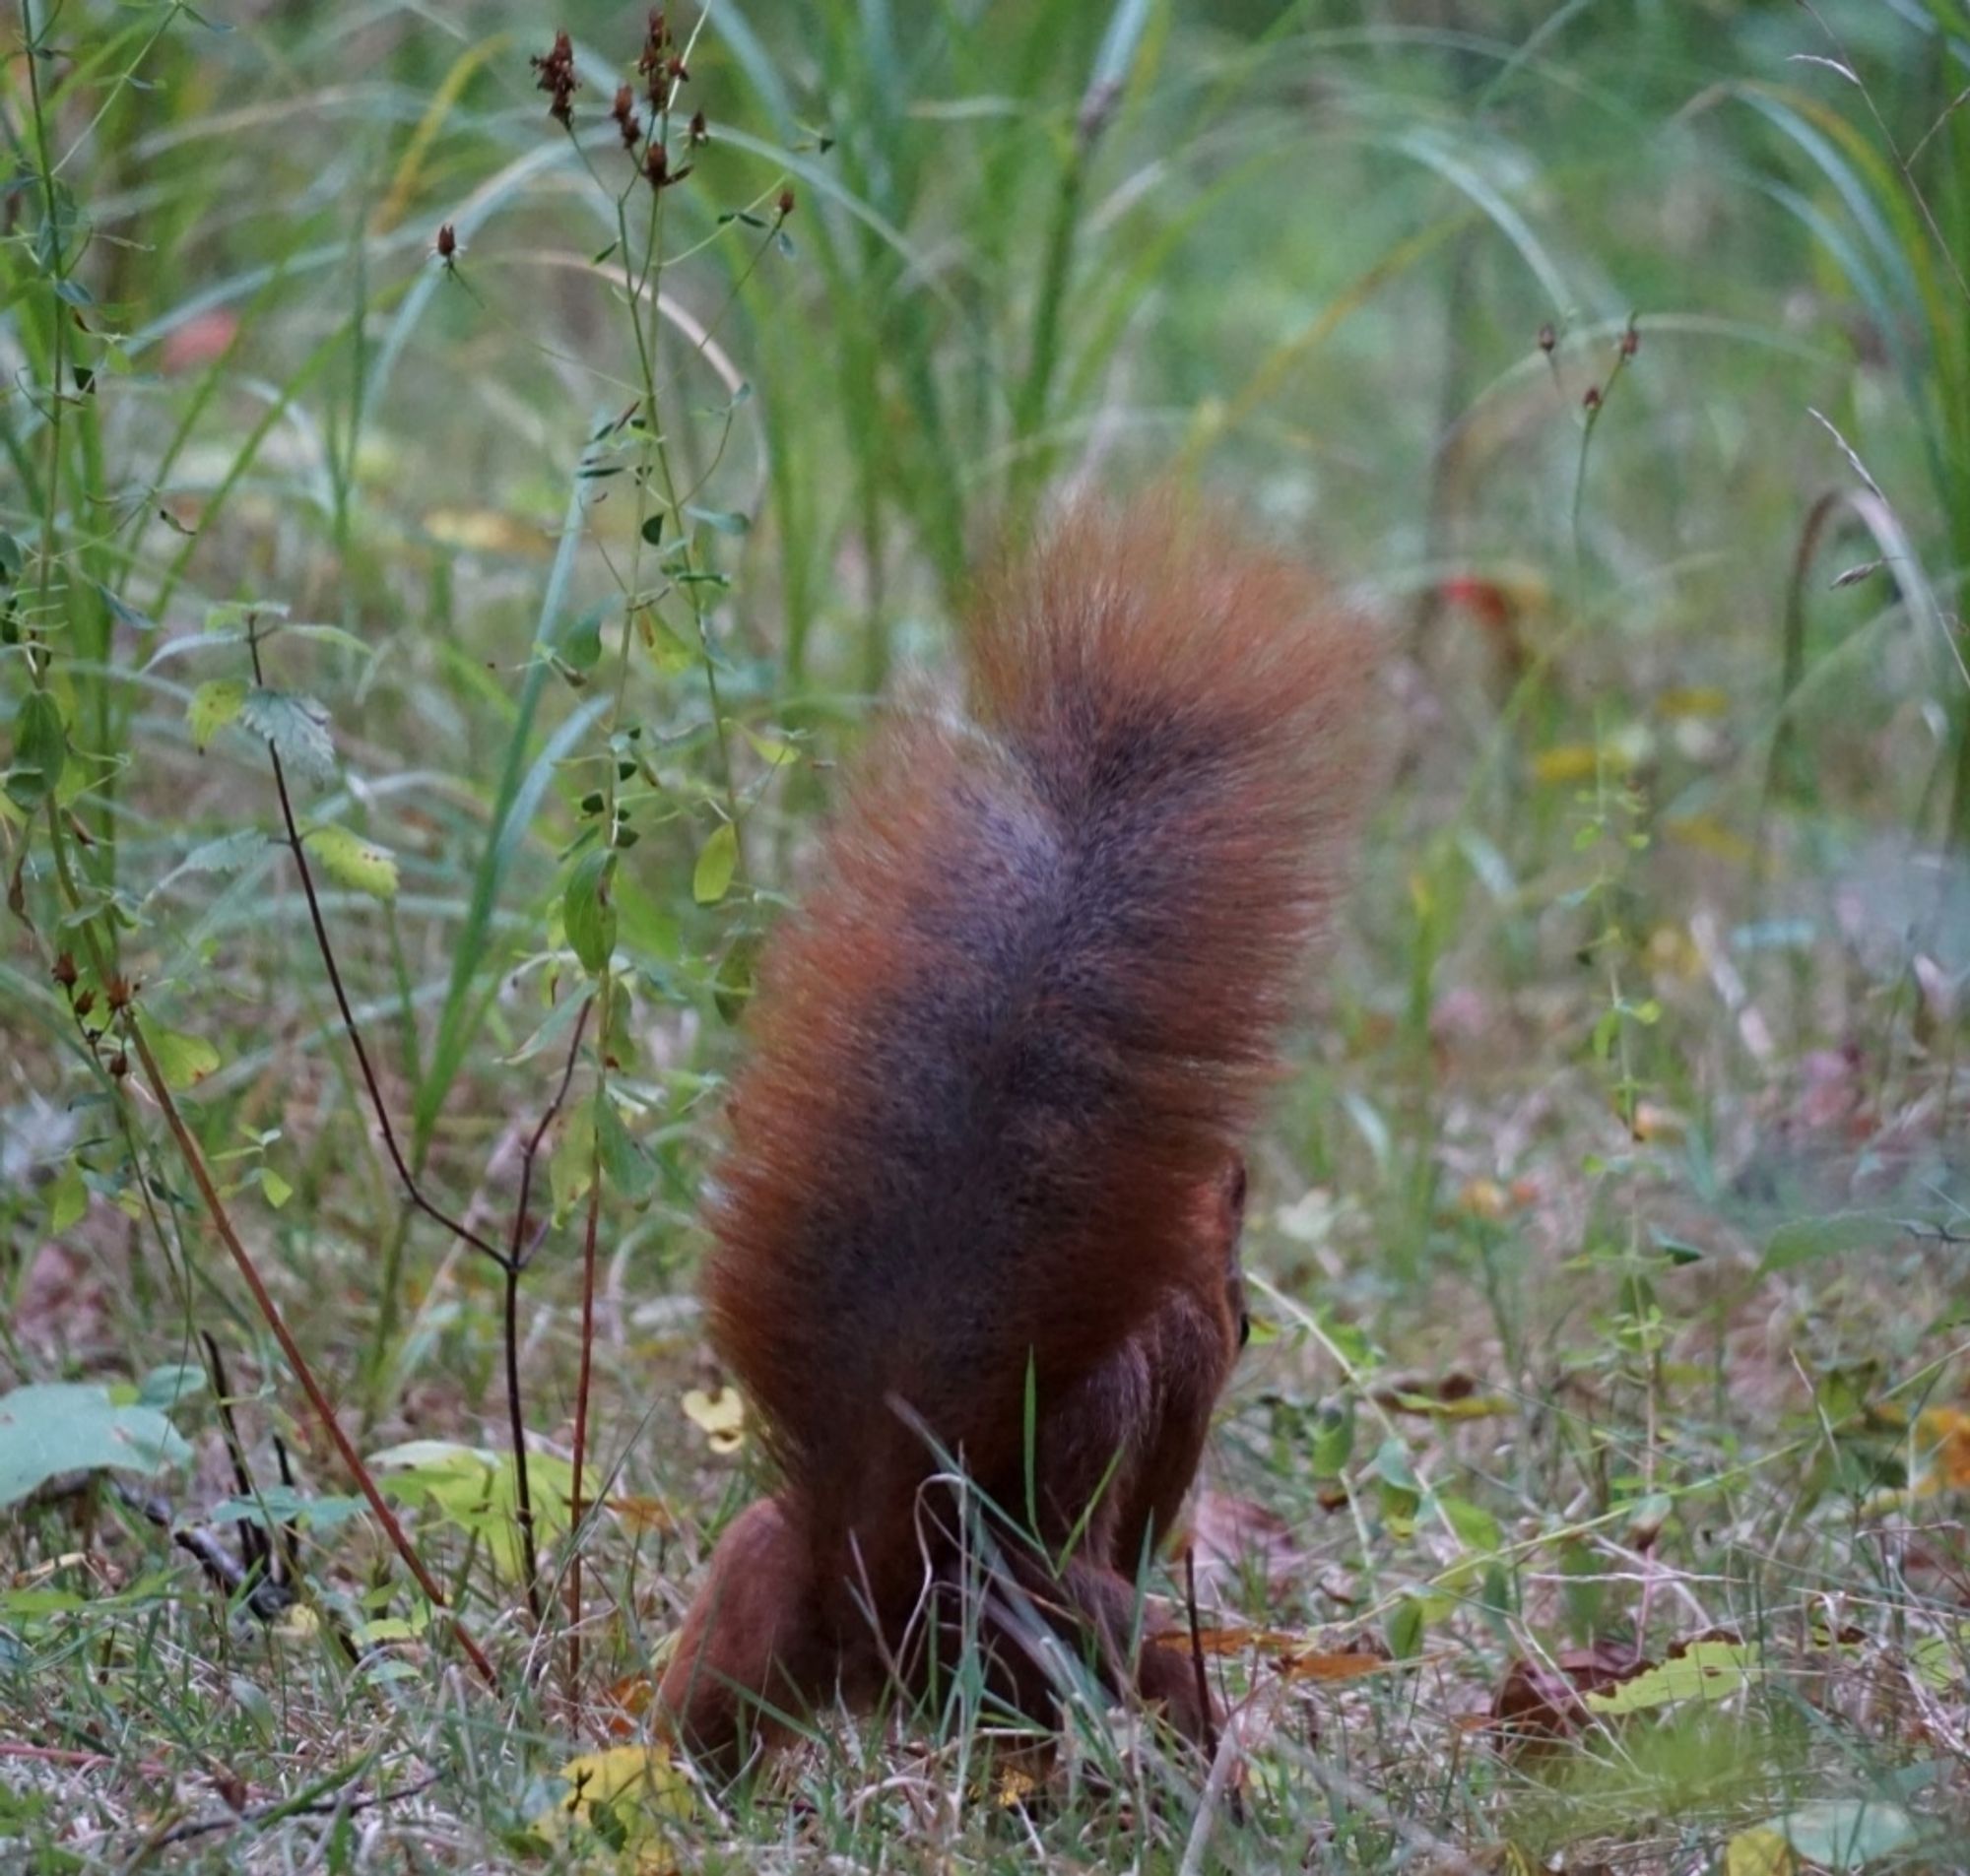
[565,1133,604,1695]
[504,995,592,1625]
[248,621,606,1635]
[126,1017,496,1687]
[131,1772,439,1851]
[0,1742,170,1779]
[1182,1544,1223,1775]
[200,1330,275,1585]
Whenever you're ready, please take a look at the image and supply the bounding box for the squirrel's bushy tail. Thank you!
[702,496,1376,1581]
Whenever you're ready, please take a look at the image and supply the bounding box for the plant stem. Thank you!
[126,1016,496,1687]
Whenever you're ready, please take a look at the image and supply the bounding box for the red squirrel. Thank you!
[657,496,1375,1771]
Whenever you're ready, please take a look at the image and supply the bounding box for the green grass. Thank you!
[3,0,1969,1869]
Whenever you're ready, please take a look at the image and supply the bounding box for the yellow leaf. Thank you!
[1645,923,1702,979]
[1664,813,1756,865]
[1914,1406,1970,1495]
[1724,1828,1795,1876]
[606,1494,678,1536]
[307,823,400,902]
[993,1764,1041,1808]
[148,1028,221,1089]
[1657,686,1731,720]
[422,507,546,555]
[187,679,247,752]
[1531,743,1601,785]
[682,1387,745,1456]
[1631,1100,1685,1143]
[536,1744,694,1871]
[1405,1391,1514,1421]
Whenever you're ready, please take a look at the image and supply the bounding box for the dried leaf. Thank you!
[1491,1641,1645,1742]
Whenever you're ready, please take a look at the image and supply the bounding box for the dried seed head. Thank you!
[1538,322,1556,355]
[104,974,132,1013]
[73,988,96,1019]
[531,30,579,128]
[689,109,708,145]
[613,84,641,148]
[776,186,796,220]
[52,951,77,990]
[1582,384,1602,412]
[1619,321,1639,358]
[109,1050,129,1079]
[668,53,690,83]
[643,140,693,191]
[435,223,457,261]
[639,9,671,96]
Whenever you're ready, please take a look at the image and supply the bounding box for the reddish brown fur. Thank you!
[661,496,1377,1770]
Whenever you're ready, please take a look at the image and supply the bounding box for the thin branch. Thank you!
[1182,1545,1222,1775]
[248,628,510,1271]
[131,1773,439,1852]
[201,1330,272,1583]
[126,1016,496,1687]
[565,1134,604,1696]
[116,1481,295,1623]
[504,995,592,1625]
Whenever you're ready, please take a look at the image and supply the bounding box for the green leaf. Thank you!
[0,1382,192,1507]
[550,1105,596,1220]
[148,1027,221,1090]
[286,622,373,658]
[1761,1211,1901,1272]
[136,1364,206,1409]
[98,585,156,634]
[643,613,696,677]
[1584,1639,1759,1714]
[504,992,590,1067]
[740,725,800,769]
[1384,1595,1424,1660]
[595,1098,657,1207]
[211,1487,366,1532]
[369,1440,591,1583]
[562,601,607,675]
[45,1158,88,1235]
[712,930,760,1025]
[1308,1399,1354,1478]
[1760,1799,1917,1870]
[692,822,739,906]
[639,513,665,548]
[307,823,400,901]
[1373,1436,1419,1494]
[259,1166,294,1208]
[7,690,67,809]
[205,600,288,635]
[1437,1494,1503,1554]
[563,849,618,975]
[238,687,336,785]
[173,829,266,878]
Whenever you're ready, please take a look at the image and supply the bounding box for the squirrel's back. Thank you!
[703,496,1374,1575]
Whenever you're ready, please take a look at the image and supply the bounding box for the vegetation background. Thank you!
[3,0,1968,1868]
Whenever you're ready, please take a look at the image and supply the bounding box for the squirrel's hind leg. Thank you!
[657,1494,834,1777]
